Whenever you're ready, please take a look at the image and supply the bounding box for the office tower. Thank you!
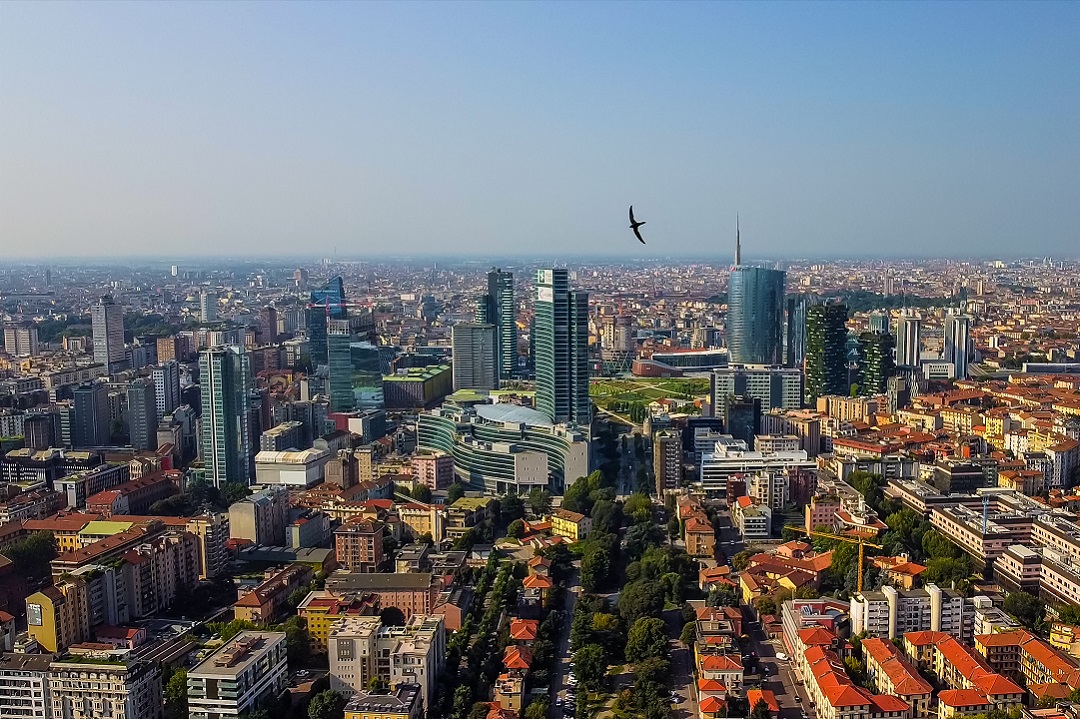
[127,378,158,451]
[3,323,39,356]
[327,319,356,412]
[868,313,889,334]
[152,361,182,420]
[307,276,346,368]
[92,295,126,373]
[477,268,517,380]
[72,381,110,447]
[23,414,53,450]
[258,306,279,344]
[200,345,255,487]
[724,394,762,449]
[805,303,849,404]
[712,366,802,412]
[653,429,682,497]
[451,323,498,391]
[200,290,218,323]
[784,295,809,368]
[601,314,635,374]
[859,332,896,395]
[884,273,896,296]
[534,269,590,425]
[727,226,786,365]
[896,311,922,368]
[944,311,972,379]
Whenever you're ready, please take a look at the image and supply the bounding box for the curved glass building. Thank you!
[417,403,588,494]
[727,267,786,366]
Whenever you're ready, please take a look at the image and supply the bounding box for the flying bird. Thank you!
[629,205,646,244]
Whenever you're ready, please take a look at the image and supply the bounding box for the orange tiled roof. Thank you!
[509,619,539,641]
[747,689,779,714]
[938,689,991,708]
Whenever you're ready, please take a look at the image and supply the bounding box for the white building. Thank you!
[0,653,51,719]
[850,584,971,641]
[49,652,162,719]
[731,495,772,538]
[187,632,288,719]
[92,295,126,373]
[748,469,789,510]
[451,323,498,391]
[699,438,814,496]
[254,448,331,488]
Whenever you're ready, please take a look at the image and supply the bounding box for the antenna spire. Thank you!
[735,214,741,267]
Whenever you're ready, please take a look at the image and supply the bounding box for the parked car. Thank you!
[776,652,789,661]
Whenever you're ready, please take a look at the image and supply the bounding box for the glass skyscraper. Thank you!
[307,276,346,366]
[199,345,254,487]
[327,318,355,412]
[477,268,517,380]
[728,267,786,366]
[534,269,590,425]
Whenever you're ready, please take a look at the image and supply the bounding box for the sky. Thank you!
[1,2,1078,260]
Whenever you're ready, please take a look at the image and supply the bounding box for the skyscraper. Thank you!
[534,269,590,425]
[868,313,889,334]
[152,361,182,420]
[92,295,126,373]
[896,310,922,368]
[72,381,110,447]
[805,303,849,403]
[3,323,39,356]
[477,269,517,380]
[200,290,218,323]
[784,295,810,368]
[727,227,786,365]
[307,276,346,367]
[200,345,255,487]
[712,366,802,413]
[127,378,158,451]
[451,323,498,391]
[944,311,972,379]
[327,319,356,412]
[601,314,635,374]
[858,332,896,395]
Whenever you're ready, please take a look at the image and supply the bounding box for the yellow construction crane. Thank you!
[783,526,883,594]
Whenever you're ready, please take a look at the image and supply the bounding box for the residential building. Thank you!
[260,421,306,452]
[335,519,385,572]
[152,361,182,420]
[534,268,590,425]
[850,584,971,641]
[26,579,89,653]
[451,323,498,391]
[50,652,162,719]
[325,572,443,618]
[126,378,158,451]
[699,436,814,497]
[944,311,972,380]
[328,615,445,711]
[234,564,313,625]
[72,381,110,447]
[187,632,288,719]
[805,303,849,404]
[343,684,423,719]
[975,629,1080,690]
[3,323,39,357]
[653,429,682,497]
[859,332,896,395]
[199,345,255,487]
[731,495,772,538]
[476,268,517,381]
[712,365,802,414]
[896,311,922,369]
[549,508,591,542]
[229,486,290,546]
[297,590,380,653]
[0,653,52,719]
[411,451,453,491]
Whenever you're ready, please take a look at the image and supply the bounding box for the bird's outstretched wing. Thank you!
[629,205,636,224]
[633,226,646,244]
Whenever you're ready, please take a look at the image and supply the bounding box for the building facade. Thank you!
[534,269,590,426]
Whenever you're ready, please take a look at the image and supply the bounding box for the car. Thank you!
[296,670,309,677]
[795,696,802,703]
[555,698,563,706]
[809,700,816,708]
[776,652,789,661]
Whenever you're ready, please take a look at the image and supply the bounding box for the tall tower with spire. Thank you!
[727,217,786,366]
[735,214,742,267]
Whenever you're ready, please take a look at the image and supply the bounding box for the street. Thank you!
[550,563,580,718]
[743,620,816,719]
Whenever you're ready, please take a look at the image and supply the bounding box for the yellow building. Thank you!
[397,502,447,543]
[343,683,423,719]
[296,590,379,653]
[26,579,89,653]
[549,508,591,543]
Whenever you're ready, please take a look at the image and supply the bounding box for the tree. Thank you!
[279,616,310,666]
[624,493,653,524]
[221,482,251,506]
[680,621,697,647]
[467,703,491,719]
[3,531,56,577]
[500,493,525,523]
[366,676,388,693]
[506,519,525,539]
[410,483,433,504]
[1058,605,1080,626]
[380,606,406,626]
[732,550,752,571]
[924,557,972,586]
[581,546,611,592]
[524,699,550,719]
[164,669,188,719]
[527,488,552,516]
[308,690,347,719]
[625,617,669,663]
[752,698,772,719]
[287,586,311,610]
[447,482,466,504]
[591,500,622,535]
[572,644,607,692]
[618,580,665,626]
[667,516,681,539]
[922,529,962,560]
[1004,591,1046,632]
[754,597,777,616]
[634,656,672,685]
[635,465,652,495]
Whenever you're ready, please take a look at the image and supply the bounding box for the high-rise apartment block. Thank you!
[601,314,635,374]
[712,366,802,414]
[728,266,786,366]
[944,310,972,379]
[653,429,682,497]
[3,323,39,357]
[72,381,110,447]
[187,632,288,719]
[127,378,158,451]
[451,323,498,391]
[200,345,254,487]
[534,269,590,425]
[334,519,385,572]
[50,653,162,719]
[229,486,290,546]
[859,332,896,395]
[895,311,922,368]
[805,303,849,404]
[92,295,126,373]
[477,268,517,380]
[152,361,182,420]
[0,653,52,719]
[200,290,218,323]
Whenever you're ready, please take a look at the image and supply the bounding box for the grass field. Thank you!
[589,376,711,423]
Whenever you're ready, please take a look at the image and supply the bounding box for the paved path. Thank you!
[551,564,580,718]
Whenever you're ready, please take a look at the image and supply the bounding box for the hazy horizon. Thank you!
[2,2,1078,259]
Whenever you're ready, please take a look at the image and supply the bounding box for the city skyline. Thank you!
[2,2,1079,259]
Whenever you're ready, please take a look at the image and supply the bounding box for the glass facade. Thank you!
[307,276,346,366]
[727,267,786,365]
[199,345,254,487]
[534,269,590,426]
[327,319,355,412]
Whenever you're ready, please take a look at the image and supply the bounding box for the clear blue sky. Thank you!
[1,2,1078,259]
